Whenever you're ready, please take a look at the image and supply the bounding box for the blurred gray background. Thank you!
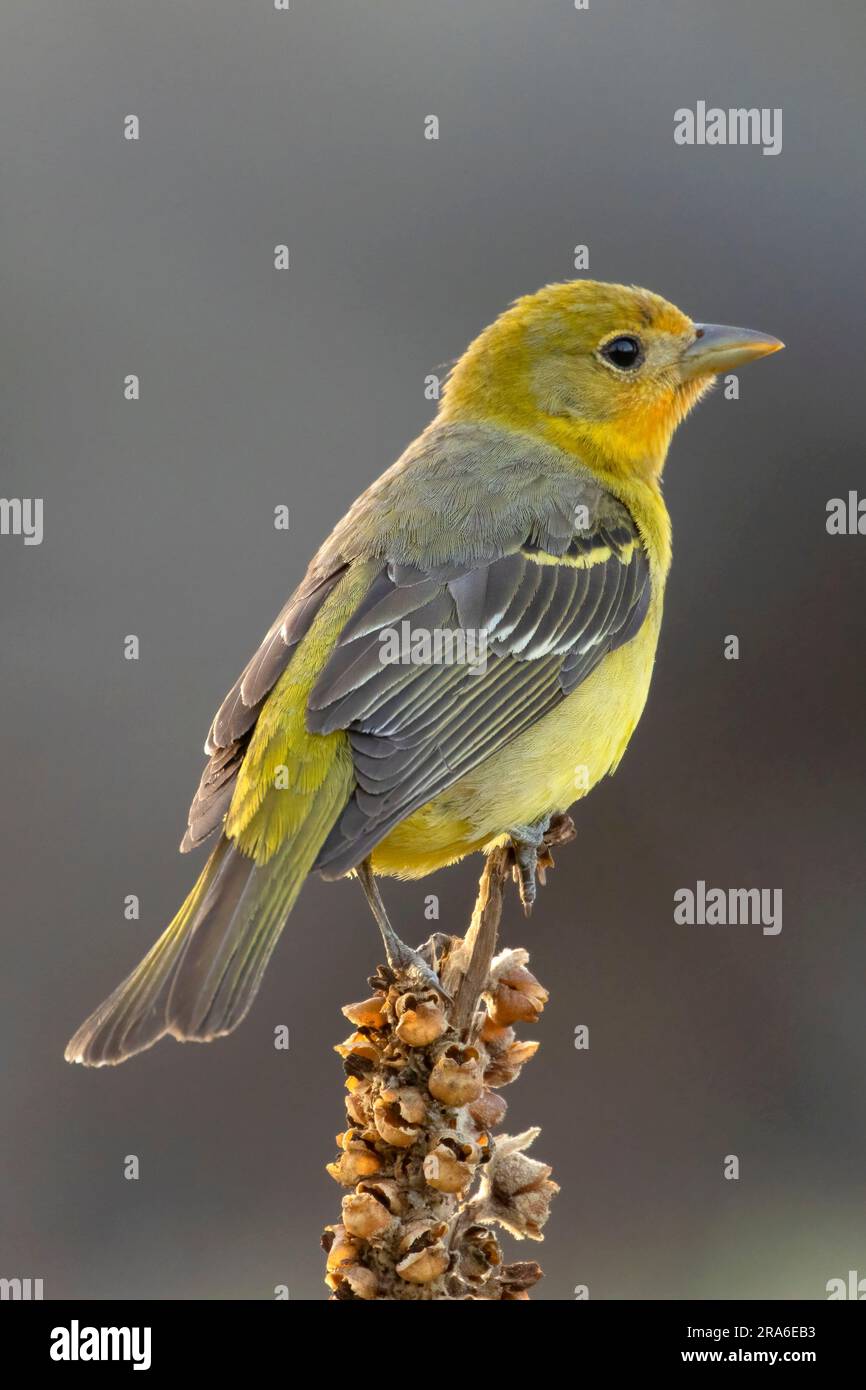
[1,0,864,1300]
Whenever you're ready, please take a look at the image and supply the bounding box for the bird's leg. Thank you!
[507,819,549,915]
[507,812,577,915]
[355,858,450,999]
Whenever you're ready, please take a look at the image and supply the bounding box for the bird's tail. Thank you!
[65,786,342,1066]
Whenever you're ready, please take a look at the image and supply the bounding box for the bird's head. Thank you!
[440,280,783,483]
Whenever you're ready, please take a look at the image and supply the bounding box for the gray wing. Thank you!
[310,515,650,878]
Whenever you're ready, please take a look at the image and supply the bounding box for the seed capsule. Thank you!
[341,994,387,1029]
[341,1190,392,1239]
[428,1044,484,1106]
[423,1141,475,1194]
[395,1245,450,1284]
[373,1086,427,1147]
[326,1144,383,1187]
[486,963,548,1026]
[395,994,447,1046]
[324,1224,361,1273]
[469,1087,508,1129]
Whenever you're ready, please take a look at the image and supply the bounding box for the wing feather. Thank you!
[312,512,650,876]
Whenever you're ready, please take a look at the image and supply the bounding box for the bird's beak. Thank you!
[679,323,784,380]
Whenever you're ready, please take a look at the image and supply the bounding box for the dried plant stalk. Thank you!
[322,818,573,1300]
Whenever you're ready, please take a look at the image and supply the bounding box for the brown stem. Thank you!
[442,846,510,1037]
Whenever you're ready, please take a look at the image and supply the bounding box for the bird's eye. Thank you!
[600,335,643,371]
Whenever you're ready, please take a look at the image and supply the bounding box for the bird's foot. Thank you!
[507,813,577,915]
[380,932,452,1002]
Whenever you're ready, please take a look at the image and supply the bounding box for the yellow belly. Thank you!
[370,597,661,878]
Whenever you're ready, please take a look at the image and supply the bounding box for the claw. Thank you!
[387,939,452,1002]
[506,814,575,913]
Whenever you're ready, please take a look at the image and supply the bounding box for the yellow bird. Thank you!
[66,280,782,1065]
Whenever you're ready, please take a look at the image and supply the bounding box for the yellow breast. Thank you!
[371,589,663,879]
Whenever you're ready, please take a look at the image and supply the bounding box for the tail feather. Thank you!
[65,771,347,1066]
[166,838,299,1042]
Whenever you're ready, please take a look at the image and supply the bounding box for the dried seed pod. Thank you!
[345,1081,373,1127]
[492,1148,552,1198]
[395,1244,450,1285]
[340,1264,379,1300]
[479,1131,559,1240]
[484,1038,540,1088]
[469,1087,508,1129]
[324,1224,361,1273]
[326,1142,383,1187]
[440,1130,483,1164]
[423,1142,474,1194]
[356,1177,404,1216]
[379,1085,427,1125]
[371,1109,416,1148]
[504,1180,559,1239]
[479,1015,513,1046]
[342,994,387,1029]
[457,1224,502,1283]
[397,1218,448,1254]
[486,957,548,1026]
[338,1125,379,1150]
[334,1031,379,1064]
[500,1260,543,1294]
[394,993,447,1046]
[373,1088,426,1148]
[341,1190,393,1240]
[428,1043,484,1106]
